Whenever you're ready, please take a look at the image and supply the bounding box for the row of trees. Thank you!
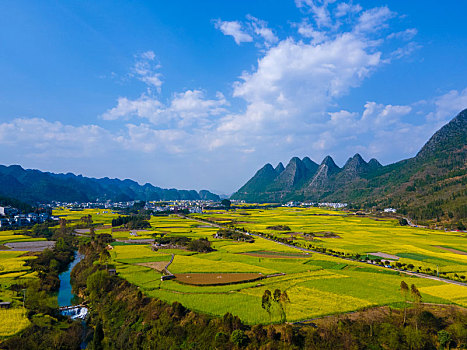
[111,214,151,229]
[153,235,214,252]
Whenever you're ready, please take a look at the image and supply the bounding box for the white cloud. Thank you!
[361,102,412,127]
[219,32,382,137]
[3,86,466,192]
[295,19,328,44]
[132,51,163,91]
[214,20,253,45]
[246,15,278,45]
[390,41,422,59]
[102,90,228,128]
[387,28,418,41]
[295,0,335,28]
[354,6,395,34]
[0,118,113,158]
[431,87,467,121]
[101,95,164,123]
[169,90,228,126]
[335,2,362,17]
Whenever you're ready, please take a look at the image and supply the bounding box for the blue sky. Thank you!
[1,0,466,194]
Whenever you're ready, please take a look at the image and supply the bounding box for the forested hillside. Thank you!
[232,109,467,220]
[0,165,219,203]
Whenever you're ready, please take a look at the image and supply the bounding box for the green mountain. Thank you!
[232,109,467,220]
[0,165,220,203]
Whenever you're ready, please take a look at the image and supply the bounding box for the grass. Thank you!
[56,207,467,324]
[0,250,37,338]
[0,230,45,245]
[0,308,30,337]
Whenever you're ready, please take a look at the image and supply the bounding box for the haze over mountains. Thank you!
[232,109,467,220]
[0,165,220,203]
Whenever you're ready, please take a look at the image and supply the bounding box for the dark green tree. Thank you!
[261,290,272,318]
[438,330,452,350]
[91,319,104,350]
[230,329,248,347]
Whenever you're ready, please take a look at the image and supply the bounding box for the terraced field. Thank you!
[55,207,467,324]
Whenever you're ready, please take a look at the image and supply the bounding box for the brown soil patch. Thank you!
[434,246,467,255]
[5,241,56,252]
[74,228,90,233]
[138,261,169,272]
[95,225,112,229]
[174,272,264,285]
[308,231,342,238]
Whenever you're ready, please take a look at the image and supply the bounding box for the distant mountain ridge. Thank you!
[0,165,220,203]
[231,109,467,220]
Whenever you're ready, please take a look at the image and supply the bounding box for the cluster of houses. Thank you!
[47,199,221,215]
[0,206,55,228]
[284,201,348,208]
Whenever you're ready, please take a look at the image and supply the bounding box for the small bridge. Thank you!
[59,304,89,320]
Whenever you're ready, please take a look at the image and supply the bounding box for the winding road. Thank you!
[179,214,467,287]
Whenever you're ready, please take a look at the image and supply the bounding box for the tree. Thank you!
[438,330,452,350]
[221,199,231,208]
[279,291,291,322]
[91,319,104,350]
[87,270,111,302]
[59,218,67,234]
[262,289,290,322]
[411,284,422,304]
[411,284,422,330]
[273,289,281,302]
[400,281,409,325]
[261,290,272,318]
[55,237,66,251]
[214,332,229,349]
[230,330,248,347]
[404,325,423,350]
[90,226,96,241]
[399,218,408,226]
[99,249,111,268]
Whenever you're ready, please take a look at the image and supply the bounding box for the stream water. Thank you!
[58,251,89,348]
[58,251,83,307]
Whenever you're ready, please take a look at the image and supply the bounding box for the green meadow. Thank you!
[56,207,467,324]
[0,248,36,337]
[194,207,467,280]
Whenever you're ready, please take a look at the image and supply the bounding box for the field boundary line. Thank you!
[180,215,467,288]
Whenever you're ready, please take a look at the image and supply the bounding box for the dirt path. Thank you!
[434,245,467,255]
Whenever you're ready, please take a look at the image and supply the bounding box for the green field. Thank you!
[193,207,467,280]
[56,207,467,324]
[0,249,36,337]
[0,229,45,245]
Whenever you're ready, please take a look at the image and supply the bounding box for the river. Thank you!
[58,251,89,348]
[58,251,83,307]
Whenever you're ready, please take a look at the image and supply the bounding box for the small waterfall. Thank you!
[60,306,89,320]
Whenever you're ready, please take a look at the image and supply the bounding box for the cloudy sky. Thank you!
[1,0,466,194]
